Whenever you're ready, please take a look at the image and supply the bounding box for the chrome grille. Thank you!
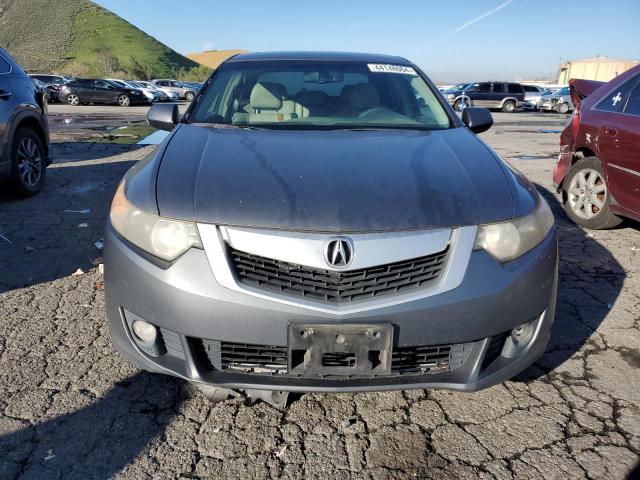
[227,245,449,304]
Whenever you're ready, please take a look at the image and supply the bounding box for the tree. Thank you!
[97,52,120,77]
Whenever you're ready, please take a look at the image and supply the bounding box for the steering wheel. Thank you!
[358,107,389,118]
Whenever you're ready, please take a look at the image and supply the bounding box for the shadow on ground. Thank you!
[0,372,185,479]
[519,184,626,380]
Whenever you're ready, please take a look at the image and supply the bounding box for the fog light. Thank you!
[132,320,157,343]
[502,316,540,358]
[511,322,534,346]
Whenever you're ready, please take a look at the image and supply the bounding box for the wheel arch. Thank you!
[9,112,49,162]
[500,97,518,107]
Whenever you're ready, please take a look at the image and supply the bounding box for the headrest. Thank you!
[349,83,380,110]
[295,90,329,107]
[250,82,286,110]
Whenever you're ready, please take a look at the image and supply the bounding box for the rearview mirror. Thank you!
[461,107,493,134]
[147,103,179,131]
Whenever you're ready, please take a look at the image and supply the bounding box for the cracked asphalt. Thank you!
[0,110,639,479]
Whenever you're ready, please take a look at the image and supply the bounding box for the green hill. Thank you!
[0,0,206,79]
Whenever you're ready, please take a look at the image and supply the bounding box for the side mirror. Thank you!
[461,107,493,134]
[147,103,179,131]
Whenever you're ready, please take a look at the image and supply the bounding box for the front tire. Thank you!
[117,94,130,107]
[453,99,466,112]
[562,156,622,229]
[557,103,570,114]
[10,128,47,197]
[502,100,516,113]
[185,91,195,101]
[66,93,80,106]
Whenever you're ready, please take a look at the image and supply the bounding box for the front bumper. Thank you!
[104,223,558,392]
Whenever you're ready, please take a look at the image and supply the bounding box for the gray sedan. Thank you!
[104,52,557,405]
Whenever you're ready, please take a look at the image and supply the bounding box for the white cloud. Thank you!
[444,0,516,38]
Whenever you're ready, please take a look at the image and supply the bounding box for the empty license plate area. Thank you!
[288,324,393,375]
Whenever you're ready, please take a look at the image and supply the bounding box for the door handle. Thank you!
[603,126,619,136]
[0,90,12,99]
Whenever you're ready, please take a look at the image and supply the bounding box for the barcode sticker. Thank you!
[367,64,417,75]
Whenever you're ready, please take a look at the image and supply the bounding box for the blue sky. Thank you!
[95,0,640,82]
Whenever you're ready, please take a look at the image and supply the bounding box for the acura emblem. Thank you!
[325,238,353,268]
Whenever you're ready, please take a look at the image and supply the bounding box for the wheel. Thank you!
[117,94,130,107]
[10,128,46,196]
[502,100,516,113]
[185,91,195,101]
[453,99,465,112]
[557,102,569,114]
[562,156,622,229]
[66,93,80,106]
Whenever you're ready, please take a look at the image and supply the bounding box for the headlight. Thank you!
[474,197,554,262]
[447,94,455,100]
[110,181,202,261]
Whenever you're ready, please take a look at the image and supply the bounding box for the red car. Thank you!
[553,65,640,229]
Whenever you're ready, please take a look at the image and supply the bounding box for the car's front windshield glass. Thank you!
[190,60,451,130]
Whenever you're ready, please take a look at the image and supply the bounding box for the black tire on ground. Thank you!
[562,156,622,230]
[453,99,464,112]
[9,127,47,197]
[557,102,570,114]
[185,91,195,101]
[502,100,516,113]
[117,94,130,107]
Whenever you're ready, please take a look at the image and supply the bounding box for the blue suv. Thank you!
[0,48,50,196]
[446,81,525,113]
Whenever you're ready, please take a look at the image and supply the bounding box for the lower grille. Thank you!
[201,339,473,377]
[228,245,449,304]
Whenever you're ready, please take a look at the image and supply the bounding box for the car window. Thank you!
[190,60,452,130]
[623,82,640,116]
[95,80,111,89]
[469,83,491,93]
[0,54,10,74]
[595,76,638,113]
[507,83,523,94]
[492,83,505,93]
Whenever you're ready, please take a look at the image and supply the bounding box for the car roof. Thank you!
[226,51,412,65]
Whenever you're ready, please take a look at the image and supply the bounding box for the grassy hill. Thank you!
[0,0,207,79]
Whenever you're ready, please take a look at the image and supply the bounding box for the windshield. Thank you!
[190,61,451,130]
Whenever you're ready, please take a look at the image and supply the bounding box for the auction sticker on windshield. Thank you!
[368,64,416,75]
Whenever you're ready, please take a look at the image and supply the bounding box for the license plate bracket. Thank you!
[288,324,393,375]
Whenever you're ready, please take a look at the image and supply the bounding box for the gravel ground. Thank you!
[0,111,638,479]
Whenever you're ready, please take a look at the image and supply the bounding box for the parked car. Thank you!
[135,80,179,102]
[0,48,50,196]
[521,85,546,110]
[554,66,640,228]
[29,74,72,103]
[31,78,57,103]
[105,52,557,403]
[58,79,152,106]
[441,82,469,96]
[126,80,169,102]
[537,86,573,113]
[152,79,197,101]
[448,81,525,112]
[107,78,156,102]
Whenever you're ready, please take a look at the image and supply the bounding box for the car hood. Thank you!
[153,125,535,232]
